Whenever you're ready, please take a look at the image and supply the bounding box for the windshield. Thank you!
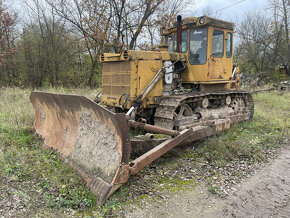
[189,28,208,65]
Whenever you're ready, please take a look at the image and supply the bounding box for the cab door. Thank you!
[209,28,229,80]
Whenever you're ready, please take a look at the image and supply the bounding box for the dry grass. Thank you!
[0,87,99,129]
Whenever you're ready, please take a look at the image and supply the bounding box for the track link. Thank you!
[154,90,254,130]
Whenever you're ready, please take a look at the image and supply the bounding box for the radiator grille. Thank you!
[102,61,131,96]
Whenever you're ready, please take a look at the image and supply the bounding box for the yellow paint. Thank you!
[100,16,238,110]
[100,59,163,109]
[181,26,234,83]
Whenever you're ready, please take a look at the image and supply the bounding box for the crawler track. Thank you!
[154,90,254,130]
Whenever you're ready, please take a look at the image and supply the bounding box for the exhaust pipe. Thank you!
[176,15,182,53]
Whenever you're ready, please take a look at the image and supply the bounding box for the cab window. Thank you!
[226,32,232,58]
[189,27,208,65]
[173,31,188,53]
[212,30,224,57]
[166,34,173,52]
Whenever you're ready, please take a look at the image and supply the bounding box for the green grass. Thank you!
[0,87,123,217]
[0,88,289,216]
[184,91,289,164]
[0,128,96,211]
[156,176,198,192]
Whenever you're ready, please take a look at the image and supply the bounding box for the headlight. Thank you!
[122,50,129,60]
[199,17,205,24]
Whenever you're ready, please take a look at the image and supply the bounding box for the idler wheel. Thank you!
[202,98,209,108]
[226,96,231,105]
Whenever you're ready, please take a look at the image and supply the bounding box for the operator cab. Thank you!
[163,16,236,91]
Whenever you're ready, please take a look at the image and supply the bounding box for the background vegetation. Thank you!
[235,0,289,84]
[0,0,189,87]
[0,0,289,88]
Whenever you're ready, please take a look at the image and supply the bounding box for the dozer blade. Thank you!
[30,92,131,205]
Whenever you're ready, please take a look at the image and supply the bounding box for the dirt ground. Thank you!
[124,144,290,218]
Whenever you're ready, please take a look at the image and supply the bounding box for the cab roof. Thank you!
[162,16,235,35]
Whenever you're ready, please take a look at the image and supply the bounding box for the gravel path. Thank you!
[125,145,290,218]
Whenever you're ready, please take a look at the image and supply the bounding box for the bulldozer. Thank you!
[30,15,254,205]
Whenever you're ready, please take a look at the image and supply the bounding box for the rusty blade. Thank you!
[30,92,131,205]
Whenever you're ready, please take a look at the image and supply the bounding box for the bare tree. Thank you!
[43,0,108,86]
[235,0,290,82]
[43,0,191,86]
[236,11,273,73]
[22,0,84,87]
[268,0,289,74]
[141,0,190,49]
[0,0,19,86]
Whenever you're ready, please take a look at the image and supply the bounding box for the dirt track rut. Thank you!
[125,145,290,217]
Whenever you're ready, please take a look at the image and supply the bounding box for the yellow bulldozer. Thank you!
[30,15,254,205]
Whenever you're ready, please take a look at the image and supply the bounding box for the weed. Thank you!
[139,195,149,200]
[156,176,198,192]
[208,185,218,194]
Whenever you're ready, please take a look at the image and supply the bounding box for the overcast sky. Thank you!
[9,0,270,23]
[183,0,270,22]
[8,0,272,37]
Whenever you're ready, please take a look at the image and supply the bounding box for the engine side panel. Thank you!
[100,59,163,109]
